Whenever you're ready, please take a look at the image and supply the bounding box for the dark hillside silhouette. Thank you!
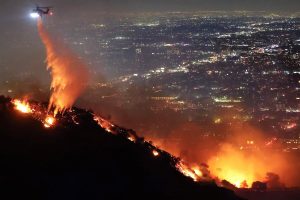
[0,96,242,200]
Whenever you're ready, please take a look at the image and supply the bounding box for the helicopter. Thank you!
[30,6,53,18]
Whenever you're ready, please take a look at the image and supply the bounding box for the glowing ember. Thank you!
[44,116,55,128]
[152,150,159,156]
[12,99,32,114]
[128,136,135,142]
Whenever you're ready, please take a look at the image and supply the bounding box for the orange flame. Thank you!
[37,19,89,116]
[94,116,116,134]
[12,99,33,114]
[208,144,265,188]
[192,166,203,177]
[176,161,203,182]
[44,116,55,128]
[146,122,300,188]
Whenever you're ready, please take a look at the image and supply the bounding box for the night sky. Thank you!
[1,0,300,14]
[0,0,299,84]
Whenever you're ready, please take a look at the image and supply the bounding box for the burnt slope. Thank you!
[0,96,242,200]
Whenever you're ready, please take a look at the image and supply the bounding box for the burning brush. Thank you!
[11,97,209,184]
[12,97,289,191]
[12,98,56,128]
[12,99,33,114]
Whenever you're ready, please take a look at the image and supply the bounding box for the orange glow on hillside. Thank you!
[176,161,203,182]
[208,145,257,188]
[93,116,116,134]
[208,143,272,188]
[10,98,297,188]
[144,123,297,188]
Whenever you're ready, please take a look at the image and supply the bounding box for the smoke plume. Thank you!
[37,19,89,115]
[265,172,285,189]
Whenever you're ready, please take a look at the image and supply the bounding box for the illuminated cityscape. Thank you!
[1,13,299,152]
[55,13,300,152]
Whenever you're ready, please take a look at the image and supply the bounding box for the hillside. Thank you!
[0,96,242,200]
